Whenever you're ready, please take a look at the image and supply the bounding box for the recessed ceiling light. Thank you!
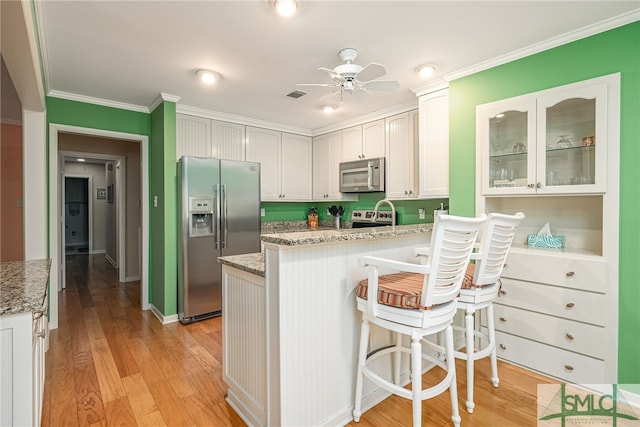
[77,158,86,162]
[416,64,436,78]
[323,105,335,114]
[196,69,221,85]
[274,0,297,17]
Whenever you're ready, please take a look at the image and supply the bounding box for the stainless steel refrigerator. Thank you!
[177,156,261,323]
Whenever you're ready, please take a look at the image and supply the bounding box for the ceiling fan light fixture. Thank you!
[196,69,221,85]
[417,64,436,78]
[274,0,297,17]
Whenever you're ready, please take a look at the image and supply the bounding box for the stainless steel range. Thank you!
[350,209,397,228]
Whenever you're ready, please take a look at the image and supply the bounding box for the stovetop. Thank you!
[351,209,396,228]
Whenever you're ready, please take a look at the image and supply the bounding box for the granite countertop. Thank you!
[261,223,432,246]
[0,259,51,316]
[218,253,265,277]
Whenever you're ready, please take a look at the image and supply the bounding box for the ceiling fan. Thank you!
[297,48,400,103]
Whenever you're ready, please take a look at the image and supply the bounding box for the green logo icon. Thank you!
[539,383,639,426]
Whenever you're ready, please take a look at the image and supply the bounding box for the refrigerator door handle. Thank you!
[213,184,219,249]
[221,184,228,249]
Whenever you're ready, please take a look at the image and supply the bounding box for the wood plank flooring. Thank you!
[43,253,557,426]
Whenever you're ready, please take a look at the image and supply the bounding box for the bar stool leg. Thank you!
[411,335,422,427]
[393,332,402,385]
[465,310,476,413]
[353,318,370,422]
[445,325,461,427]
[487,304,500,387]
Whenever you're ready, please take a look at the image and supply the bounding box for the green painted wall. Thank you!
[150,101,178,316]
[448,21,640,383]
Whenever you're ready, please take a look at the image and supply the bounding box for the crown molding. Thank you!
[177,104,312,136]
[47,90,150,113]
[149,92,181,112]
[444,9,640,82]
[411,79,450,97]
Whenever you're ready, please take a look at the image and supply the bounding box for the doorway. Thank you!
[64,176,91,255]
[48,124,150,331]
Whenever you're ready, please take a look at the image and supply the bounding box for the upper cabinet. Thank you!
[478,79,609,196]
[177,115,245,161]
[385,110,419,199]
[246,127,312,201]
[342,120,386,161]
[313,132,358,201]
[418,89,449,198]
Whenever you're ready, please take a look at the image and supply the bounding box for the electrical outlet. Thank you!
[418,208,425,220]
[153,195,158,207]
[260,208,266,217]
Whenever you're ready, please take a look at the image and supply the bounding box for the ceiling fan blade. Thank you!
[296,83,336,87]
[318,90,342,103]
[356,63,387,82]
[350,90,371,103]
[363,80,400,92]
[318,67,343,81]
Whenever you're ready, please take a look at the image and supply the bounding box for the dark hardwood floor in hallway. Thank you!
[42,253,556,426]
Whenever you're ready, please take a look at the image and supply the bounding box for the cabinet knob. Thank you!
[499,344,507,350]
[409,190,413,195]
[566,333,574,341]
[566,271,575,277]
[566,302,575,308]
[404,190,408,195]
[37,330,46,339]
[527,183,535,189]
[564,365,574,371]
[536,182,542,189]
[499,317,507,322]
[499,289,507,296]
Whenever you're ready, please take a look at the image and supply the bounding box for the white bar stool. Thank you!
[416,212,524,414]
[353,214,486,427]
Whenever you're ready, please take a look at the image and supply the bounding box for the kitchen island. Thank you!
[219,224,432,427]
[0,259,51,427]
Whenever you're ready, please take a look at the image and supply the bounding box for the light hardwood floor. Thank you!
[42,253,557,426]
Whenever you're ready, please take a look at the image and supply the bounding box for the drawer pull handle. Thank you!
[566,333,574,340]
[566,302,575,308]
[564,365,574,371]
[499,344,507,350]
[566,271,575,277]
[499,317,507,322]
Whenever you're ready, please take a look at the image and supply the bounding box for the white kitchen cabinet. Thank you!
[211,120,245,161]
[342,120,385,161]
[280,133,312,201]
[385,110,419,199]
[246,127,312,201]
[477,75,611,196]
[0,309,47,427]
[418,89,449,198]
[486,250,615,383]
[176,115,245,161]
[312,131,357,201]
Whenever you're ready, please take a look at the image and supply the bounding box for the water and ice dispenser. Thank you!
[189,198,214,237]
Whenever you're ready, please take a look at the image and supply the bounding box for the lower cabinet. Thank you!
[0,308,47,426]
[485,250,615,383]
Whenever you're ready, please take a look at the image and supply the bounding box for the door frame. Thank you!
[48,124,149,330]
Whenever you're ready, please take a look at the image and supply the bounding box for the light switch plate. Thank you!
[260,208,265,217]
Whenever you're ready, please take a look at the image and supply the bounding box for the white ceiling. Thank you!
[35,1,639,133]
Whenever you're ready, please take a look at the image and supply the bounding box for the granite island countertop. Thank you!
[261,223,432,246]
[1,259,52,316]
[218,253,265,277]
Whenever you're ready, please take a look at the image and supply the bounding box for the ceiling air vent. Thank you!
[286,90,307,99]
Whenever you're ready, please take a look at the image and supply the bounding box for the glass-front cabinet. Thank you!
[478,79,607,195]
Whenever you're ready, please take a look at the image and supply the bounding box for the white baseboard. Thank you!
[620,386,640,410]
[124,275,140,283]
[149,304,179,325]
[104,253,118,269]
[91,249,106,254]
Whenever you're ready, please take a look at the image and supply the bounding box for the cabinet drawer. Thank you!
[491,305,607,359]
[503,251,606,293]
[497,279,607,326]
[495,331,606,383]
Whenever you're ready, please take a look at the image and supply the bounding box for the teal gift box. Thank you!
[527,234,565,249]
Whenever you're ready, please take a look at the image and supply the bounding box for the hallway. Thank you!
[42,254,244,426]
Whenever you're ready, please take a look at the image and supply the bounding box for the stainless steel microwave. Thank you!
[339,157,385,193]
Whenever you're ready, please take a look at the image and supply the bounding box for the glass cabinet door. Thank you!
[537,83,607,194]
[479,97,536,195]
